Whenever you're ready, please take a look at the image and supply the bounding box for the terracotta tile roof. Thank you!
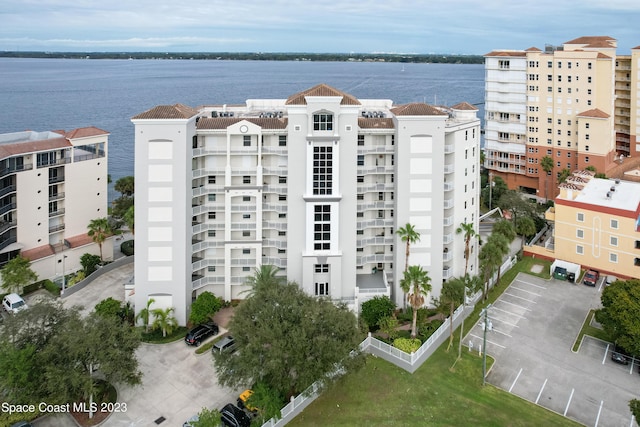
[132,103,198,120]
[597,52,611,59]
[577,108,610,118]
[0,135,71,159]
[564,36,616,47]
[450,102,478,111]
[197,117,288,130]
[633,46,640,50]
[285,84,361,105]
[573,169,596,178]
[22,244,54,261]
[65,127,109,139]
[391,103,447,116]
[358,118,395,129]
[525,47,542,52]
[65,233,94,248]
[559,183,584,190]
[484,50,527,57]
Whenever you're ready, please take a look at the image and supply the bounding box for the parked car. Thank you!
[611,351,629,365]
[237,389,258,413]
[220,403,251,427]
[212,336,236,354]
[2,293,28,314]
[185,322,219,346]
[182,414,199,427]
[553,267,567,280]
[605,275,618,286]
[583,270,600,287]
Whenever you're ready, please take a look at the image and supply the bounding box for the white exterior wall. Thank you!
[133,88,480,323]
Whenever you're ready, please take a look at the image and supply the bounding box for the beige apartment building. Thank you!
[526,171,640,279]
[484,36,640,199]
[0,127,111,288]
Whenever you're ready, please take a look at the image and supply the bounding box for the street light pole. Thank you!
[61,255,68,294]
[481,304,492,386]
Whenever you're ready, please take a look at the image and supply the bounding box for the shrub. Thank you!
[121,240,134,256]
[43,279,59,295]
[95,297,123,318]
[361,296,396,331]
[189,291,223,325]
[419,319,444,341]
[378,315,399,340]
[393,337,422,353]
[67,271,86,287]
[81,253,102,276]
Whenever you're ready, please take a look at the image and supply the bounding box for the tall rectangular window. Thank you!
[313,113,333,131]
[314,205,331,250]
[315,282,329,296]
[313,146,333,195]
[279,135,287,147]
[243,135,251,146]
[357,135,364,146]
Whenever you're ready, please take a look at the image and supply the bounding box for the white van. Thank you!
[2,293,28,314]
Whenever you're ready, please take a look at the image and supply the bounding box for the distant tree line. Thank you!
[0,51,484,64]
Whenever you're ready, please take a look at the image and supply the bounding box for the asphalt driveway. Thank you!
[30,261,242,427]
[466,272,638,427]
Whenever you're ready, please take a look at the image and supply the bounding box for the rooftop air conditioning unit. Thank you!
[606,191,612,199]
[610,186,616,192]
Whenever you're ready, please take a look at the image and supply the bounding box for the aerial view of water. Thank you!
[0,58,484,200]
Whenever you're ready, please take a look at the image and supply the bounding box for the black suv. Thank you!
[220,403,251,427]
[185,322,219,346]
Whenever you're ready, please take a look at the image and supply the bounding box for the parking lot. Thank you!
[466,272,637,427]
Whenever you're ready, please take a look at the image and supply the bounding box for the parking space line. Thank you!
[509,368,522,392]
[630,414,636,427]
[603,343,610,364]
[496,298,533,311]
[564,388,574,416]
[503,292,537,304]
[488,317,519,329]
[469,333,506,349]
[491,328,512,338]
[491,305,527,320]
[509,286,542,297]
[514,279,547,290]
[535,378,547,404]
[598,280,605,292]
[595,400,603,427]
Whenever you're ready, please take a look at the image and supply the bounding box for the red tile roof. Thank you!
[0,135,70,159]
[285,84,361,105]
[525,47,542,52]
[21,244,54,261]
[564,36,616,47]
[197,117,288,130]
[132,103,198,120]
[484,51,527,57]
[65,233,94,248]
[451,102,478,111]
[65,127,109,139]
[577,108,610,118]
[358,118,395,129]
[391,103,447,116]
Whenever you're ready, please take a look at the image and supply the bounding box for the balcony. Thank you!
[48,174,65,184]
[357,145,394,155]
[444,164,455,174]
[444,144,455,154]
[0,203,16,216]
[443,251,453,262]
[357,183,394,193]
[443,267,452,280]
[443,233,453,244]
[0,163,32,179]
[37,157,71,169]
[0,220,17,235]
[443,182,454,192]
[443,199,454,209]
[357,236,394,246]
[49,223,65,233]
[357,253,394,264]
[443,216,454,227]
[49,192,65,202]
[0,185,16,199]
[48,208,65,218]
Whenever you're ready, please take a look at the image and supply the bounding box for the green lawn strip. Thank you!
[195,334,229,354]
[572,309,610,352]
[140,326,189,344]
[290,346,579,427]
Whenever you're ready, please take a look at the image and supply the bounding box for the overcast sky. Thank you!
[1,0,639,54]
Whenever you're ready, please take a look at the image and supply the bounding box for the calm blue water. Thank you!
[0,58,484,200]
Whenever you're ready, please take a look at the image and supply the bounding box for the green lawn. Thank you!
[290,345,579,427]
[290,257,579,426]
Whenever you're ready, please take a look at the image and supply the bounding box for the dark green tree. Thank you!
[191,408,222,427]
[112,195,134,219]
[456,222,478,276]
[87,217,112,261]
[114,176,135,197]
[213,279,363,398]
[479,236,507,300]
[629,399,640,422]
[399,265,432,339]
[1,255,38,294]
[123,205,135,234]
[541,156,554,200]
[497,190,538,228]
[595,279,640,355]
[151,307,178,337]
[434,277,465,351]
[360,295,396,331]
[189,291,223,325]
[492,219,516,243]
[94,297,123,319]
[515,216,537,249]
[558,168,571,184]
[81,253,102,276]
[246,381,285,424]
[397,223,421,274]
[482,175,508,210]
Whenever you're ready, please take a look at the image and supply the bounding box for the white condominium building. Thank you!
[0,127,110,286]
[132,84,480,325]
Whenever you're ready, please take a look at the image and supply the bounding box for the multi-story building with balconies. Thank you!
[484,36,640,199]
[0,127,110,287]
[132,84,480,325]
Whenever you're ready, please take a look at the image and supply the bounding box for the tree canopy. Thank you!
[87,217,112,261]
[0,301,141,406]
[595,279,640,355]
[213,277,363,398]
[114,176,135,197]
[399,265,432,339]
[189,291,223,325]
[0,255,38,293]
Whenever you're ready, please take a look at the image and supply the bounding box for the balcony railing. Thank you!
[0,185,16,199]
[0,163,32,179]
[48,208,65,218]
[49,223,65,233]
[48,175,65,184]
[37,157,71,169]
[0,203,16,216]
[444,164,455,174]
[49,192,65,201]
[0,220,17,235]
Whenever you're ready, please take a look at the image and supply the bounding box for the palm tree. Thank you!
[135,298,155,332]
[396,223,420,274]
[488,233,510,286]
[540,156,554,201]
[123,205,134,235]
[151,307,178,337]
[243,264,283,296]
[440,277,465,351]
[87,217,112,261]
[456,222,478,276]
[478,234,509,300]
[399,265,432,339]
[515,217,537,250]
[492,219,516,244]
